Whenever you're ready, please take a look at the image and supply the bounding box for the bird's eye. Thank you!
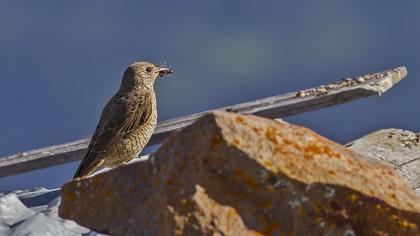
[145,67,153,73]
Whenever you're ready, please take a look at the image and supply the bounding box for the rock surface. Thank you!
[60,111,420,236]
[347,128,420,194]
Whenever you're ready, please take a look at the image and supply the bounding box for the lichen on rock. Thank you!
[60,111,420,236]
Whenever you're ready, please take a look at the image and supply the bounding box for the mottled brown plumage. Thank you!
[73,61,172,178]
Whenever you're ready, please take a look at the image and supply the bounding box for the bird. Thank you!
[73,61,173,178]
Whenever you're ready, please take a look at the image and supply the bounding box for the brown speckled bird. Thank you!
[73,61,173,178]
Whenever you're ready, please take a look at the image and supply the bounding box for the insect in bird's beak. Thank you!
[156,67,174,77]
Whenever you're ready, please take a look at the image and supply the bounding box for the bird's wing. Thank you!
[73,94,153,178]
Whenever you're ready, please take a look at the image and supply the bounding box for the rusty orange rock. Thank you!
[60,111,420,236]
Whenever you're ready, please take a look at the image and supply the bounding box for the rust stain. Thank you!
[127,186,135,194]
[252,127,261,133]
[64,190,74,203]
[138,173,147,181]
[328,223,336,229]
[61,188,76,217]
[328,170,336,176]
[313,203,322,213]
[347,193,358,203]
[104,188,113,198]
[283,138,293,145]
[210,133,223,149]
[256,201,273,209]
[303,154,313,160]
[304,142,341,159]
[61,206,71,217]
[265,126,278,144]
[389,214,418,230]
[235,116,245,124]
[313,216,322,223]
[298,206,305,217]
[234,169,260,191]
[232,138,241,146]
[261,219,282,235]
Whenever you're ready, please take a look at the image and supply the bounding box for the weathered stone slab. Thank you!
[60,111,420,236]
[347,128,420,193]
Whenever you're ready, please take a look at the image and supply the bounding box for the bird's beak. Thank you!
[156,67,174,77]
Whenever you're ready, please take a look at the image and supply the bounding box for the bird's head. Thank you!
[121,61,173,91]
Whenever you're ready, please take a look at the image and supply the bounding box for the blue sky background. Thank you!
[1,1,420,191]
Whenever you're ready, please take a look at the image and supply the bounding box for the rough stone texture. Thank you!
[60,111,420,236]
[347,128,420,194]
[0,188,105,236]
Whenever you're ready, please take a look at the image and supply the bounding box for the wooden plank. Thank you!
[0,67,407,177]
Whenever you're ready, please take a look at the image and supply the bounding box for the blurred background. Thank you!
[1,1,419,191]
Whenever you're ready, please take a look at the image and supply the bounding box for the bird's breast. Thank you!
[103,97,158,167]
